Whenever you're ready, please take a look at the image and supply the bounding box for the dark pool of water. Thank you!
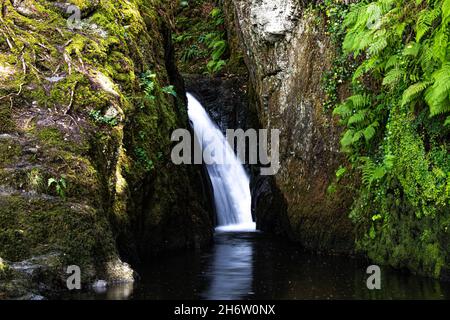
[67,231,450,300]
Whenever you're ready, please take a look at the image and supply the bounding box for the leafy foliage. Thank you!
[135,147,154,172]
[174,2,228,74]
[161,85,177,97]
[89,110,119,126]
[48,177,67,200]
[140,71,157,102]
[323,0,450,278]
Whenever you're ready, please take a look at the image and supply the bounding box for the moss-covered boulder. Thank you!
[0,0,213,296]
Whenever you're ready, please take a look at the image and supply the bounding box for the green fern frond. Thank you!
[432,28,448,62]
[416,8,440,42]
[363,125,376,142]
[353,57,379,82]
[385,55,400,70]
[445,116,450,126]
[382,68,405,86]
[418,42,435,73]
[379,0,396,12]
[361,157,376,186]
[341,129,355,147]
[348,111,367,125]
[348,94,371,109]
[425,63,450,116]
[442,0,450,21]
[401,81,433,106]
[368,36,388,56]
[352,130,364,143]
[360,157,386,187]
[333,102,352,118]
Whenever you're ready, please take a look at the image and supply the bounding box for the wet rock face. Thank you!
[184,75,256,133]
[226,0,355,253]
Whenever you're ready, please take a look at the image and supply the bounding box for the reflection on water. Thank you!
[65,232,450,300]
[201,231,254,299]
[64,281,134,300]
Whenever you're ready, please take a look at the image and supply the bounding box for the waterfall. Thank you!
[187,93,256,232]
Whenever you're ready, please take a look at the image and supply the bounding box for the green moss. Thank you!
[0,258,8,276]
[37,127,64,145]
[0,195,116,271]
[0,139,21,166]
[35,127,90,156]
[0,0,209,281]
[67,0,99,12]
[0,104,15,133]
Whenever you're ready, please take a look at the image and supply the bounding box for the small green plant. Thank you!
[162,85,177,97]
[135,147,154,172]
[173,4,228,74]
[48,177,67,200]
[335,166,347,181]
[210,7,224,26]
[140,71,176,104]
[140,70,157,102]
[202,25,228,74]
[180,44,203,62]
[89,110,119,126]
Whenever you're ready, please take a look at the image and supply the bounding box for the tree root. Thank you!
[65,81,78,115]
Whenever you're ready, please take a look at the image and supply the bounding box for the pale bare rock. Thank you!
[105,259,135,284]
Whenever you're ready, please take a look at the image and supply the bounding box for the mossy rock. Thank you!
[0,136,22,167]
[0,194,116,278]
[0,104,16,133]
[0,0,214,292]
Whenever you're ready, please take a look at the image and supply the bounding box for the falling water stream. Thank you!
[186,93,255,232]
[64,94,450,300]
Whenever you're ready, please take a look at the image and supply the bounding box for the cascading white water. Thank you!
[187,93,256,232]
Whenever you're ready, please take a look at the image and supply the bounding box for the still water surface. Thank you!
[67,231,450,300]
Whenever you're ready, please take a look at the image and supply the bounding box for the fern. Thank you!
[445,116,450,126]
[361,158,387,187]
[341,129,355,147]
[348,94,371,109]
[352,130,365,143]
[361,157,376,187]
[385,54,400,70]
[368,36,388,56]
[353,57,379,83]
[333,102,352,118]
[425,63,450,116]
[382,68,405,87]
[432,28,448,63]
[416,8,440,42]
[348,110,367,125]
[328,0,450,271]
[442,0,450,21]
[363,125,377,142]
[401,81,432,106]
